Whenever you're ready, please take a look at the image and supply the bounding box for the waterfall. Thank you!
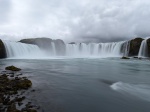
[2,40,47,59]
[2,40,126,58]
[138,39,148,57]
[66,41,125,57]
[124,41,130,57]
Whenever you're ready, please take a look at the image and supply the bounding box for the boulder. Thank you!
[5,65,21,71]
[7,103,20,112]
[121,57,130,59]
[0,39,6,58]
[128,37,144,56]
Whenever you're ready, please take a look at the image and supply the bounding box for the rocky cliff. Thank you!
[0,39,6,58]
[128,37,144,56]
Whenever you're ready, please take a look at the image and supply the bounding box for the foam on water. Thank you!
[111,82,150,102]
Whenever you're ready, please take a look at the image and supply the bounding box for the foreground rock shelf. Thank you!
[0,66,39,112]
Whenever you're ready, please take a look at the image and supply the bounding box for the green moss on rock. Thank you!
[5,66,21,71]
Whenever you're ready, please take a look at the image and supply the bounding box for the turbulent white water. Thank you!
[111,82,150,102]
[2,40,126,58]
[138,38,148,57]
[2,40,47,59]
[66,41,125,57]
[124,41,130,57]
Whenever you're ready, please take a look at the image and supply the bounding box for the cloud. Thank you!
[0,0,150,42]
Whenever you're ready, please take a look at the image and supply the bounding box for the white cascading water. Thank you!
[138,38,148,57]
[124,41,130,57]
[66,41,125,57]
[2,40,126,58]
[2,40,47,59]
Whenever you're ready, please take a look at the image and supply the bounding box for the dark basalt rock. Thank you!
[128,37,144,56]
[0,66,38,112]
[147,38,150,57]
[5,66,21,71]
[0,39,7,58]
[69,42,76,44]
[121,57,130,59]
[7,103,20,112]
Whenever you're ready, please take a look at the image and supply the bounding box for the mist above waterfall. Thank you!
[0,0,150,42]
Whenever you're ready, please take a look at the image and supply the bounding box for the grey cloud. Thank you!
[0,0,150,42]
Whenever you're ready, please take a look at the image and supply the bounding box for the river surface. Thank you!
[0,58,150,112]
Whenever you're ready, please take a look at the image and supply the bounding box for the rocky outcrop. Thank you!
[147,38,150,57]
[5,65,21,71]
[69,42,76,44]
[0,66,38,112]
[0,39,6,58]
[121,57,130,59]
[128,37,144,56]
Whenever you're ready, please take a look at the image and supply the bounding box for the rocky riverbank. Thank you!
[0,66,39,112]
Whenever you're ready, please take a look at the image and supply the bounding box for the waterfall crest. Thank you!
[2,40,47,59]
[66,41,125,57]
[2,40,126,58]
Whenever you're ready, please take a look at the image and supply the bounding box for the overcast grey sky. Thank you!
[0,0,150,42]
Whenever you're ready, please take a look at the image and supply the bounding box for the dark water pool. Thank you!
[0,58,150,112]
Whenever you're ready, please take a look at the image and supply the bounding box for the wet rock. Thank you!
[147,38,150,57]
[27,109,37,112]
[0,66,38,112]
[0,39,7,59]
[69,42,76,44]
[10,74,14,77]
[16,79,32,89]
[15,96,26,102]
[31,89,35,92]
[7,103,20,112]
[121,57,130,59]
[129,37,144,56]
[5,66,21,71]
[18,102,23,106]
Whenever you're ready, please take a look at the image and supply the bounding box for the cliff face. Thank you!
[0,39,6,58]
[147,38,150,57]
[128,37,144,56]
